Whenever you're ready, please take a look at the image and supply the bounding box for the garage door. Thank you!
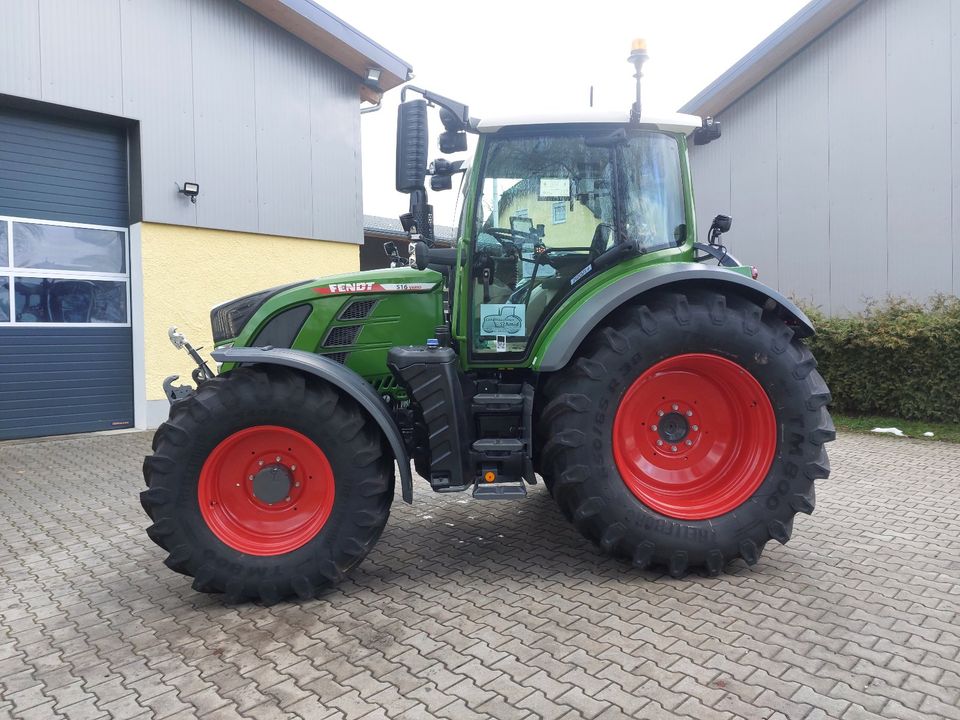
[0,109,132,441]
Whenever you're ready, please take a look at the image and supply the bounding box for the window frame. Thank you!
[0,214,131,327]
[551,201,567,225]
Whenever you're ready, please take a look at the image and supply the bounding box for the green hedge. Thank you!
[802,296,960,423]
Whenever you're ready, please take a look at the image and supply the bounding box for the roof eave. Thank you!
[679,0,864,118]
[239,0,413,99]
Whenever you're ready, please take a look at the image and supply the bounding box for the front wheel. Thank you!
[538,290,834,577]
[141,366,393,603]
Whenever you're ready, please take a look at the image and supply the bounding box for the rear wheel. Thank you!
[141,366,393,603]
[538,291,834,576]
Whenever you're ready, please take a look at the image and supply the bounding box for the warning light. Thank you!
[484,471,496,483]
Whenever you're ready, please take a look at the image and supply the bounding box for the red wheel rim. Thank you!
[198,425,335,555]
[612,353,776,520]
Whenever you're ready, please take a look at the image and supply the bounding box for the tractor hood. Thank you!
[211,265,446,384]
[211,266,444,346]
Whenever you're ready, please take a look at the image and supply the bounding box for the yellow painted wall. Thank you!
[141,222,358,401]
[498,191,600,248]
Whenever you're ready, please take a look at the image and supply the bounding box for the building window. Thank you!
[552,202,566,224]
[0,216,130,326]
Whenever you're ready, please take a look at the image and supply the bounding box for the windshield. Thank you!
[470,129,685,356]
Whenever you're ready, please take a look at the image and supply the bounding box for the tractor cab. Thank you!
[391,41,719,366]
[461,114,697,360]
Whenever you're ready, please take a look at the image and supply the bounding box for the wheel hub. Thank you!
[252,464,292,505]
[656,411,689,444]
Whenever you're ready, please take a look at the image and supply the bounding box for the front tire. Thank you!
[538,291,834,577]
[141,366,393,603]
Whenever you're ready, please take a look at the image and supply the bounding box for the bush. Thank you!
[802,295,960,423]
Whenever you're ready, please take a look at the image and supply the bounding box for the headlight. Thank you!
[210,281,304,343]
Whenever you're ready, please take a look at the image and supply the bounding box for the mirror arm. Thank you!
[401,85,473,130]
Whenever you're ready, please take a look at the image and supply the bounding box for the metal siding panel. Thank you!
[37,0,123,114]
[775,36,831,311]
[885,0,953,300]
[254,21,314,238]
[0,327,134,440]
[954,0,960,297]
[191,0,259,232]
[0,110,128,226]
[727,83,779,289]
[119,0,196,227]
[827,0,887,314]
[310,54,362,243]
[0,0,42,99]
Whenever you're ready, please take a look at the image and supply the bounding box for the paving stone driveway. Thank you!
[0,431,958,720]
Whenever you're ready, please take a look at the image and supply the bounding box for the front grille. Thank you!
[323,325,362,347]
[321,351,348,364]
[339,299,378,320]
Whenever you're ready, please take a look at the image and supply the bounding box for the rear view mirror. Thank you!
[383,241,397,257]
[396,99,428,193]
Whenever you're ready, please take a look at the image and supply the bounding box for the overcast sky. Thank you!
[318,0,809,226]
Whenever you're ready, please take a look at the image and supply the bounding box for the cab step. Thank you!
[472,438,524,454]
[472,393,524,412]
[472,483,527,500]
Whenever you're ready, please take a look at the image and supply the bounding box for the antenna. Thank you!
[589,85,594,108]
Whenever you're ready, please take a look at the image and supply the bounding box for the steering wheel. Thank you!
[481,227,532,251]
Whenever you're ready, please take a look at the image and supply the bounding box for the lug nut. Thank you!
[671,445,678,452]
[258,460,264,466]
[235,483,240,487]
[275,456,281,462]
[285,496,290,502]
[294,482,300,488]
[657,410,664,417]
[685,440,693,446]
[672,404,679,411]
[291,465,296,471]
[651,424,658,431]
[656,439,663,446]
[686,410,693,417]
[248,475,254,481]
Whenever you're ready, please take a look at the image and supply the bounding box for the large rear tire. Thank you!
[538,290,834,577]
[141,366,393,603]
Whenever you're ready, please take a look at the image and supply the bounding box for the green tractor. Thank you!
[142,42,833,603]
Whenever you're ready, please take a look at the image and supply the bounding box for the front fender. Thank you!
[211,346,413,504]
[535,263,815,372]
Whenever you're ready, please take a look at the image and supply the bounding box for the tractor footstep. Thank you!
[472,483,527,500]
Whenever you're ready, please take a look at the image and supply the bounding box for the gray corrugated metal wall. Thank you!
[0,0,363,244]
[688,0,960,314]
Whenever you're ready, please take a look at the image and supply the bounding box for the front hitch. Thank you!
[163,327,216,405]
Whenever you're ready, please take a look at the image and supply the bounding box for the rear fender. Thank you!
[211,346,413,503]
[536,263,815,372]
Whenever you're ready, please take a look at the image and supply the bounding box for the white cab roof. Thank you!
[476,110,702,135]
